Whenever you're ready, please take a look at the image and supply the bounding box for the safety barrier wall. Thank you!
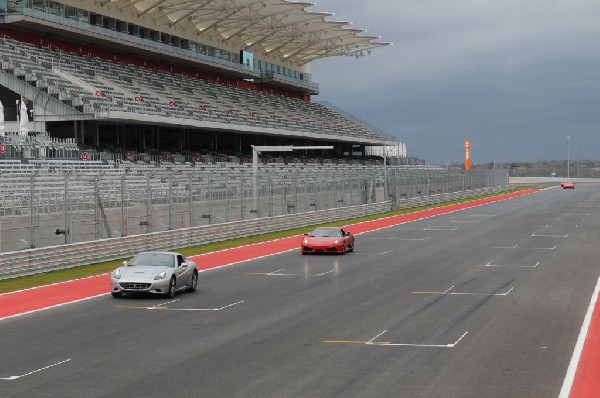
[0,186,503,280]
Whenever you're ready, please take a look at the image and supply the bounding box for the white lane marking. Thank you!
[313,270,336,277]
[155,299,179,307]
[0,359,71,381]
[443,286,455,294]
[414,287,514,296]
[485,261,540,268]
[529,245,557,250]
[559,276,600,398]
[158,300,246,312]
[268,268,286,275]
[370,331,469,348]
[367,330,388,344]
[531,234,568,238]
[566,213,590,216]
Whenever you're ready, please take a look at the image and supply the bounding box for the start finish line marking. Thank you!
[323,330,469,348]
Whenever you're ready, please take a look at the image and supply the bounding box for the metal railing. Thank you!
[0,166,508,253]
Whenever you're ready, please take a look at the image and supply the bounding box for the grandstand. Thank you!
[0,0,480,254]
[0,0,398,162]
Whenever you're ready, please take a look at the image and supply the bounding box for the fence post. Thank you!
[120,169,130,236]
[392,168,397,209]
[63,171,72,244]
[29,171,39,248]
[188,173,193,228]
[239,173,243,221]
[268,170,273,217]
[94,173,101,240]
[146,173,153,233]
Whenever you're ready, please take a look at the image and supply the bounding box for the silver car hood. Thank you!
[118,265,172,282]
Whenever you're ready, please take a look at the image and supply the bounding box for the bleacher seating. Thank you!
[0,35,390,143]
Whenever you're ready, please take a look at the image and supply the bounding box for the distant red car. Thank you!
[301,227,354,255]
[561,181,575,189]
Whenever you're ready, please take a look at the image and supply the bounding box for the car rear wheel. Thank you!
[166,277,176,298]
[187,272,198,292]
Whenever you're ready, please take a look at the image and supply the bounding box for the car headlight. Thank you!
[113,269,121,279]
[154,270,167,280]
[333,239,340,244]
[303,238,309,244]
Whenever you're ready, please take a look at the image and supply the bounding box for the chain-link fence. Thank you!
[0,165,508,252]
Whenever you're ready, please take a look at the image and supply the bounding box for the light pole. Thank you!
[567,136,571,179]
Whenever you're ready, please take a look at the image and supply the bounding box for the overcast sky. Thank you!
[310,0,600,164]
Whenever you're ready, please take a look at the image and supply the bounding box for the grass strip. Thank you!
[0,188,531,294]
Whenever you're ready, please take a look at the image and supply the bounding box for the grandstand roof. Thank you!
[107,0,391,65]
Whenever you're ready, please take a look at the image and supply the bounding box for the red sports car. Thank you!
[301,227,354,255]
[561,181,575,189]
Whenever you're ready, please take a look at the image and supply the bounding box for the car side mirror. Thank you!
[303,233,309,236]
[123,261,129,266]
[179,262,188,268]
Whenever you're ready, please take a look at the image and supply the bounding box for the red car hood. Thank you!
[305,236,340,244]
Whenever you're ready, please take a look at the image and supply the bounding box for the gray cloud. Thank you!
[311,0,600,163]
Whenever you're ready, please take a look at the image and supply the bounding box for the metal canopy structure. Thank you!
[105,0,391,65]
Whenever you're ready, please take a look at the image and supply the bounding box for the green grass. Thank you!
[0,188,529,294]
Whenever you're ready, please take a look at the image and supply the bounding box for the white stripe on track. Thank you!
[559,276,600,398]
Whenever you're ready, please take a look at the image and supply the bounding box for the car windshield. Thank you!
[310,228,342,237]
[129,253,175,267]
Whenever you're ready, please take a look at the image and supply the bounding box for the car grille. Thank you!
[119,282,151,290]
[325,247,338,252]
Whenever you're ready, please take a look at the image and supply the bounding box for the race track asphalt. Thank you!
[1,186,598,398]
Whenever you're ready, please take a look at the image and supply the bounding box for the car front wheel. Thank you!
[166,277,176,298]
[111,291,122,298]
[187,272,198,292]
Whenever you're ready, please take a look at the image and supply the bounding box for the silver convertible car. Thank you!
[110,251,198,298]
